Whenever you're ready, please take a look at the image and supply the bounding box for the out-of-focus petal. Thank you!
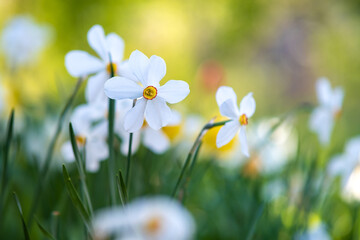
[61,141,75,162]
[104,77,143,100]
[332,87,344,111]
[239,126,249,157]
[145,98,172,130]
[129,50,149,86]
[147,55,166,86]
[239,92,256,118]
[65,50,104,77]
[143,127,170,154]
[106,33,124,64]
[216,120,240,148]
[85,71,108,103]
[120,131,141,155]
[87,25,109,62]
[86,139,108,172]
[219,98,240,119]
[309,107,333,145]
[158,80,190,104]
[124,98,147,132]
[216,86,237,107]
[316,77,332,106]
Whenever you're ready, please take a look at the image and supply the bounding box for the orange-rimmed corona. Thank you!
[239,114,248,126]
[143,86,157,100]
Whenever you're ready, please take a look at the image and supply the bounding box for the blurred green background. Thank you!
[1,0,360,239]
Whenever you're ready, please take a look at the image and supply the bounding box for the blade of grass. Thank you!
[13,192,31,240]
[28,77,83,226]
[116,170,128,206]
[245,203,265,240]
[36,218,56,240]
[62,165,92,235]
[69,123,93,216]
[0,109,14,216]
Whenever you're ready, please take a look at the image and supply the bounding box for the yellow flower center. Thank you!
[144,216,161,235]
[106,62,118,75]
[143,86,157,100]
[76,135,86,146]
[239,114,248,125]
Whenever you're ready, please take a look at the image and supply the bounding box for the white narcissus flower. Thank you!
[1,15,52,68]
[327,136,360,201]
[93,196,195,240]
[104,50,190,132]
[215,86,256,157]
[61,99,133,172]
[309,77,344,145]
[65,25,126,103]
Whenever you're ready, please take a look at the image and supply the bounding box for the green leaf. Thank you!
[36,219,56,240]
[116,170,128,205]
[62,165,92,233]
[69,123,93,216]
[1,109,14,194]
[245,203,265,240]
[13,192,31,240]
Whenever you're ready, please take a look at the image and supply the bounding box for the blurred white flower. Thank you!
[309,77,344,145]
[104,50,190,132]
[120,110,182,155]
[1,15,52,68]
[61,99,133,172]
[93,196,195,240]
[65,25,126,103]
[295,222,331,240]
[327,136,360,201]
[215,86,256,157]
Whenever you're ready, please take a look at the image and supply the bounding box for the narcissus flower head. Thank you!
[65,25,125,103]
[215,86,256,157]
[104,50,190,133]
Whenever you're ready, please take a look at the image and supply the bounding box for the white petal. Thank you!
[124,98,147,132]
[316,77,332,106]
[147,55,166,86]
[145,98,172,130]
[65,50,104,77]
[168,110,182,126]
[143,127,170,154]
[158,80,190,104]
[118,60,138,82]
[309,107,333,145]
[239,126,249,157]
[104,77,143,100]
[61,141,75,162]
[106,33,124,64]
[216,120,240,148]
[219,98,240,119]
[86,139,108,172]
[216,86,237,107]
[87,25,109,62]
[85,71,108,103]
[129,50,149,86]
[332,87,344,111]
[239,92,256,118]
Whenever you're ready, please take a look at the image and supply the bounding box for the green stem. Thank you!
[125,132,133,189]
[171,120,229,198]
[27,77,83,227]
[107,55,116,206]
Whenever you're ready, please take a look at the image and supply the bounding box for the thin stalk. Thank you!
[27,77,83,226]
[125,99,136,190]
[171,120,229,198]
[0,110,15,218]
[107,55,116,206]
